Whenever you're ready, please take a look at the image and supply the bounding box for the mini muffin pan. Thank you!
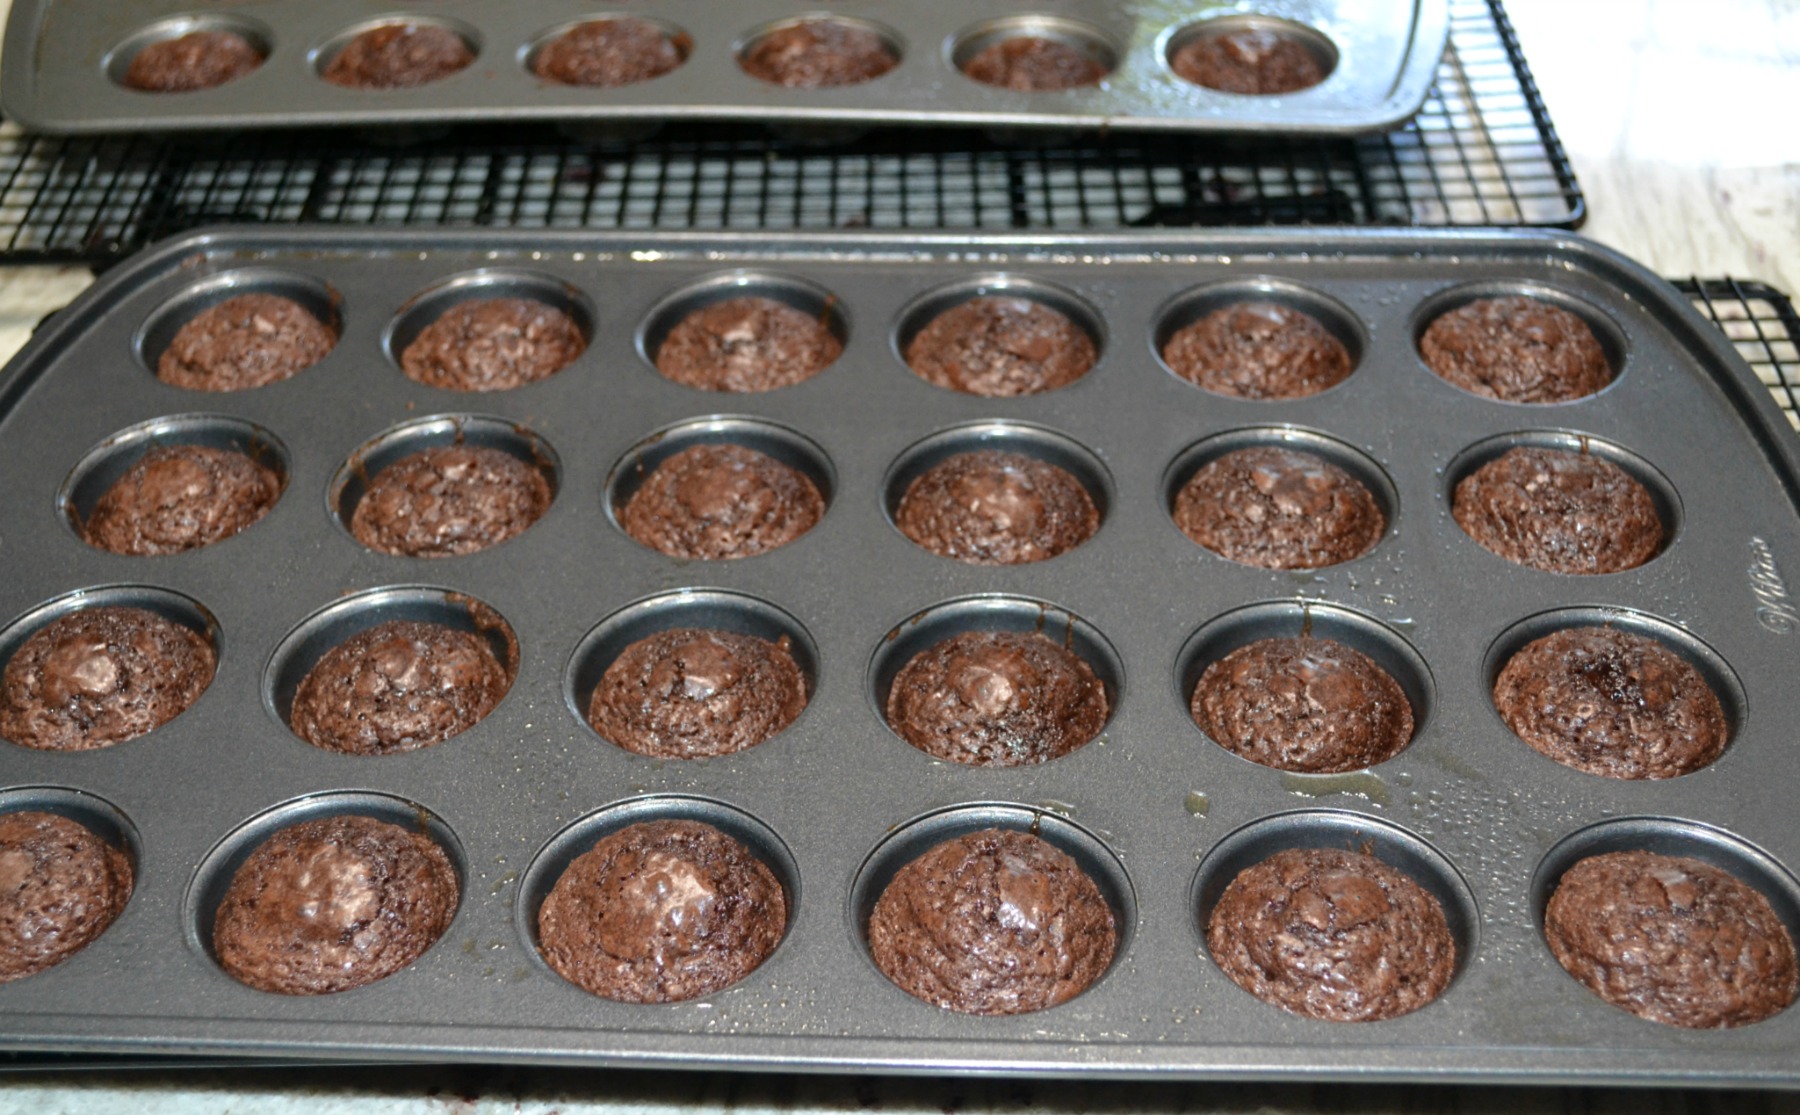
[0,227,1798,1084]
[1,0,1449,136]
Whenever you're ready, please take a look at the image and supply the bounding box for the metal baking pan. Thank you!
[0,227,1798,1086]
[1,0,1448,137]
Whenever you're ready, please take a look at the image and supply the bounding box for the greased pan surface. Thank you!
[2,0,1447,136]
[0,229,1797,1085]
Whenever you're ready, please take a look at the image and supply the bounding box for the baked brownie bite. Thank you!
[654,296,842,393]
[886,630,1107,767]
[83,444,281,556]
[1173,445,1384,569]
[895,450,1098,565]
[1207,847,1455,1022]
[1419,296,1613,403]
[1453,446,1662,574]
[400,298,585,393]
[350,445,551,558]
[124,30,262,93]
[1493,626,1726,779]
[739,20,896,89]
[1545,850,1798,1028]
[0,606,215,751]
[1162,301,1353,400]
[213,814,458,996]
[961,38,1106,92]
[587,628,807,758]
[289,620,510,755]
[158,293,335,392]
[620,443,824,560]
[1193,636,1413,773]
[1171,28,1327,94]
[868,828,1116,1015]
[905,296,1097,397]
[538,819,786,1003]
[322,23,473,90]
[532,18,686,88]
[0,811,134,983]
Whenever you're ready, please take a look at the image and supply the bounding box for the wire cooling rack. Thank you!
[1678,278,1800,432]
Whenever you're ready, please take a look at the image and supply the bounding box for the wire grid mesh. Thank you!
[0,0,1580,265]
[1678,278,1800,432]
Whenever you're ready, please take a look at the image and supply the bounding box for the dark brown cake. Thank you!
[886,630,1107,767]
[399,298,585,393]
[1207,847,1455,1022]
[961,38,1106,92]
[654,296,842,393]
[1171,28,1327,94]
[868,828,1115,1015]
[537,819,786,1003]
[1172,445,1384,569]
[213,814,458,996]
[1193,636,1414,773]
[350,445,551,558]
[904,296,1097,397]
[739,20,896,89]
[289,620,510,755]
[0,606,215,751]
[619,443,824,560]
[82,444,281,556]
[1545,850,1798,1028]
[0,811,134,983]
[1453,446,1663,574]
[1161,301,1353,399]
[124,30,263,93]
[532,18,686,88]
[895,450,1098,565]
[1493,626,1727,780]
[322,23,473,90]
[157,293,335,392]
[587,628,807,758]
[1419,296,1613,403]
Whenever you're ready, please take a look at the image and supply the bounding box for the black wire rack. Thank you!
[0,0,1582,267]
[1678,278,1800,432]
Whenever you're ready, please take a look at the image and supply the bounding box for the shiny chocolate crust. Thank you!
[894,449,1098,565]
[1453,446,1662,574]
[1173,445,1384,569]
[350,445,551,558]
[1161,301,1352,399]
[654,296,842,393]
[322,24,472,90]
[83,444,280,556]
[739,21,896,89]
[124,30,262,93]
[1419,296,1612,403]
[1170,29,1327,94]
[960,38,1105,92]
[904,296,1096,397]
[619,443,824,560]
[157,293,334,392]
[289,620,510,755]
[587,628,807,758]
[532,19,685,88]
[0,811,133,983]
[399,298,585,393]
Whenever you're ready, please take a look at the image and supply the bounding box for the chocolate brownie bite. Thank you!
[289,620,510,755]
[961,38,1105,92]
[1420,296,1613,403]
[0,606,215,751]
[350,445,551,558]
[538,819,786,1003]
[532,18,686,88]
[869,828,1116,1015]
[1171,28,1328,94]
[213,814,458,996]
[1493,626,1726,780]
[1193,636,1413,773]
[0,811,134,983]
[1162,301,1352,400]
[587,628,807,758]
[905,296,1097,398]
[886,630,1106,767]
[1454,446,1663,574]
[620,443,824,561]
[322,23,473,90]
[400,298,586,393]
[1207,847,1455,1022]
[124,30,263,93]
[158,293,335,392]
[1173,445,1384,569]
[1545,850,1797,1028]
[83,444,281,556]
[655,296,842,393]
[740,20,897,89]
[895,450,1098,565]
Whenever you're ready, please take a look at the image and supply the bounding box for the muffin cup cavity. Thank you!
[105,14,272,90]
[949,17,1119,89]
[522,15,693,84]
[263,586,519,747]
[636,270,850,387]
[1150,278,1366,394]
[311,18,481,86]
[1163,16,1338,92]
[881,420,1112,549]
[135,268,341,381]
[0,584,221,710]
[565,589,819,752]
[0,785,141,879]
[605,415,837,537]
[892,274,1106,388]
[1162,425,1398,543]
[1412,281,1628,401]
[735,16,903,89]
[382,269,594,380]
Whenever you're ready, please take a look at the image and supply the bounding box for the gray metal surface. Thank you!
[0,228,1797,1086]
[2,0,1448,136]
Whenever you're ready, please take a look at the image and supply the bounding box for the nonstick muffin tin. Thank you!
[1,0,1448,136]
[1,227,1799,1084]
